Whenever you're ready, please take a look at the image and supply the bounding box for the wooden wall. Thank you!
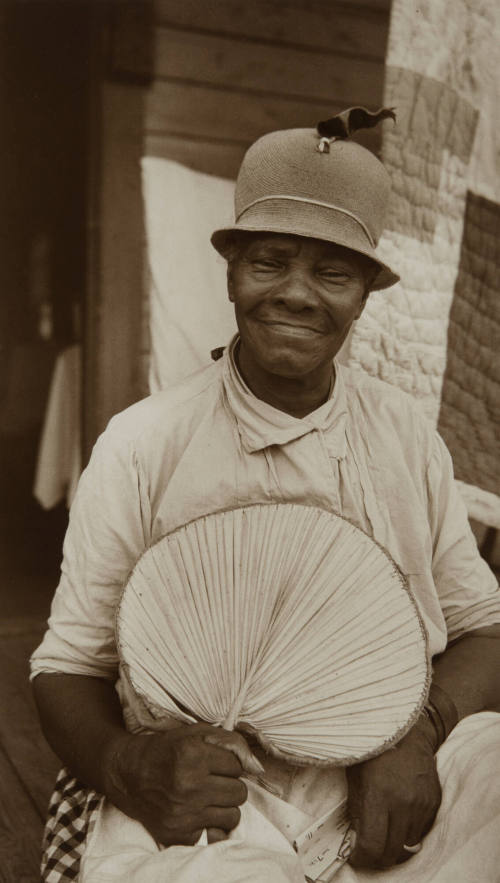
[85,0,391,454]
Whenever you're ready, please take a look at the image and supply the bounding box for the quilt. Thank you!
[347,0,500,527]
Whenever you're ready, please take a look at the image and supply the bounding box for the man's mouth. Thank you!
[257,319,324,336]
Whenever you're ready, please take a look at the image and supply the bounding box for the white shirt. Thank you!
[31,338,500,680]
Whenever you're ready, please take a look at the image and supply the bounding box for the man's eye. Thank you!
[253,260,282,271]
[319,269,349,282]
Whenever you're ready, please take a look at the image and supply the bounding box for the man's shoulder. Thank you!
[104,360,222,445]
[340,366,439,481]
[340,365,433,436]
[342,365,426,411]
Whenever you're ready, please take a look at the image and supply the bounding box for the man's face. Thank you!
[228,233,372,384]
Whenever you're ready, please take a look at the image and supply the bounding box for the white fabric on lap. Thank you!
[80,784,305,883]
[79,713,500,882]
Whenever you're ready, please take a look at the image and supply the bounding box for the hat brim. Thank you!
[211,199,399,291]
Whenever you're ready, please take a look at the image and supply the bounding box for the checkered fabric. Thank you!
[41,767,102,882]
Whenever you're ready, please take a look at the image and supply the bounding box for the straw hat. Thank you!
[211,118,399,291]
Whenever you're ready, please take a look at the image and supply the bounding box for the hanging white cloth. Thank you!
[33,344,81,510]
[141,157,236,393]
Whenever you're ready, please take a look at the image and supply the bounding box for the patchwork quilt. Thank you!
[347,0,500,527]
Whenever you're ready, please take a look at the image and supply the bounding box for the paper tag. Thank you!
[293,799,354,882]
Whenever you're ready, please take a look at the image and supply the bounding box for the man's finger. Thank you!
[155,805,241,846]
[207,827,228,843]
[394,801,437,864]
[202,804,242,833]
[383,808,414,867]
[349,802,388,868]
[203,729,264,775]
[205,774,247,807]
[188,806,241,838]
[201,740,247,777]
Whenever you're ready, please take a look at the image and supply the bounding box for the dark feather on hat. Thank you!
[317,106,396,139]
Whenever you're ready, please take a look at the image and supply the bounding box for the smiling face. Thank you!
[227,233,374,409]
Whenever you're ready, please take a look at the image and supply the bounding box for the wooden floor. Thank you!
[0,618,60,883]
[0,425,72,881]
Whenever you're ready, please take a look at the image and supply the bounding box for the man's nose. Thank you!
[272,270,316,311]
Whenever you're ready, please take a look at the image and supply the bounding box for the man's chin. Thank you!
[237,331,341,384]
[256,352,333,380]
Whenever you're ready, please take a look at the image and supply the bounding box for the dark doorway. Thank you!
[0,2,90,618]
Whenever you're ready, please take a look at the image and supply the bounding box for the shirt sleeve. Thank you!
[30,422,152,681]
[426,431,500,642]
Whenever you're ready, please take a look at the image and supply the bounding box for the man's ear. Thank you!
[354,289,370,320]
[227,265,235,302]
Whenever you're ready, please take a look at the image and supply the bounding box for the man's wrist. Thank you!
[416,706,440,753]
[101,730,137,803]
[420,703,442,752]
[420,683,459,752]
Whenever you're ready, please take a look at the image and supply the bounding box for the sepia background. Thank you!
[0,1,498,880]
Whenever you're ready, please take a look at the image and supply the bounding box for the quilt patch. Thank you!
[438,191,500,496]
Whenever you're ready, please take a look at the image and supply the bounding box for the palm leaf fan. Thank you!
[117,504,430,766]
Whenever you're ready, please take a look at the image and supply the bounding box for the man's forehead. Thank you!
[244,233,301,254]
[241,232,363,263]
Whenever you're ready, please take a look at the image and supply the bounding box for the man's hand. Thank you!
[346,714,441,869]
[104,723,261,846]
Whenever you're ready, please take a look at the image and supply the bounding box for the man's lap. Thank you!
[41,712,500,882]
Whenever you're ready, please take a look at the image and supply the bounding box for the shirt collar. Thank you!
[221,336,348,456]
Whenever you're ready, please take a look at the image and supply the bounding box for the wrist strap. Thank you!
[423,683,459,750]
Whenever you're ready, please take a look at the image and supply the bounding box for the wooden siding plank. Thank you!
[151,27,384,107]
[146,81,332,142]
[144,132,246,178]
[91,81,147,437]
[154,0,390,61]
[109,1,154,84]
[0,742,43,883]
[146,81,383,154]
[0,632,60,821]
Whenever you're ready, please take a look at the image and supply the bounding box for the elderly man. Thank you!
[31,111,500,882]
